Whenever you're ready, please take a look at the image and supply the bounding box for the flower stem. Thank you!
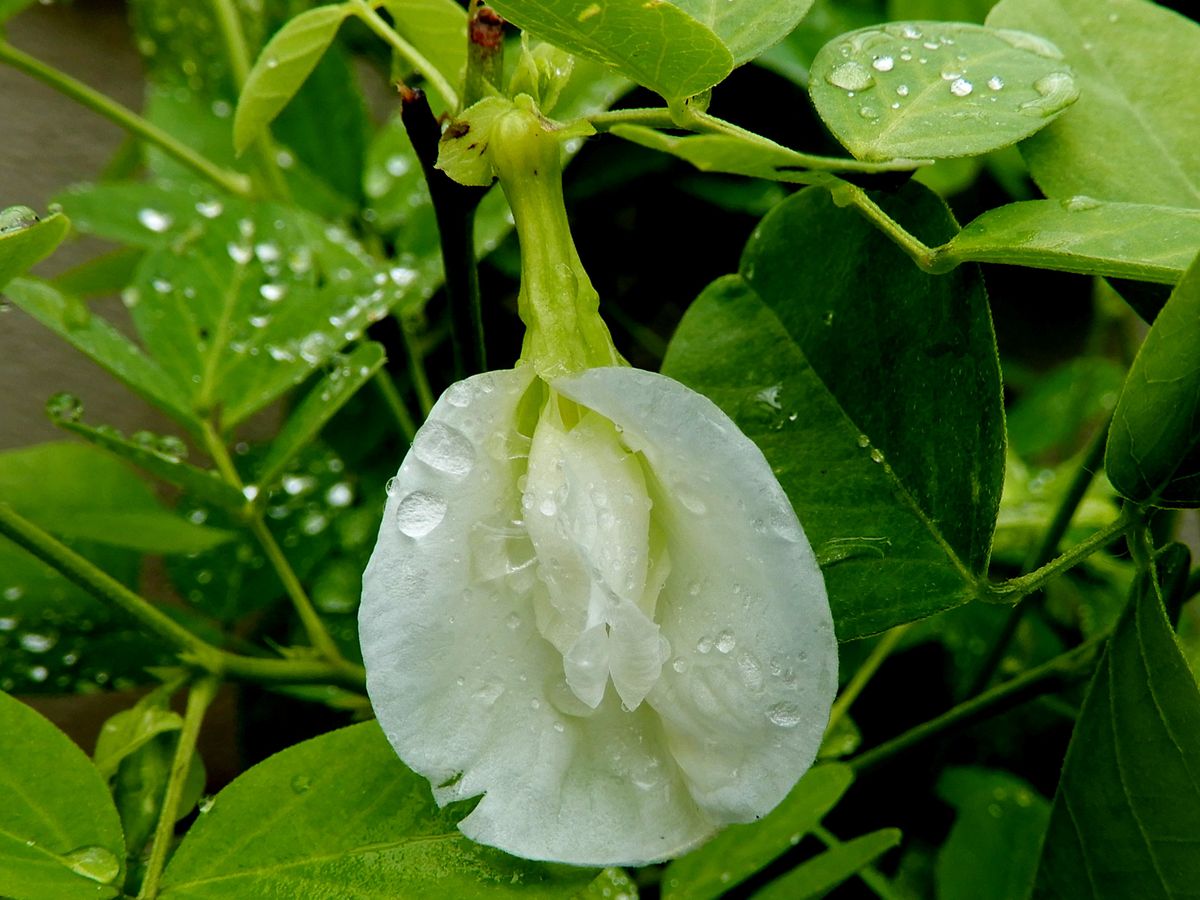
[351,0,458,111]
[0,40,252,198]
[200,421,347,667]
[464,4,505,108]
[826,623,910,733]
[849,637,1104,773]
[137,675,219,900]
[401,318,436,416]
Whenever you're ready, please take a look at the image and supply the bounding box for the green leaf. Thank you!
[935,768,1050,900]
[55,419,247,513]
[0,209,70,289]
[987,0,1200,207]
[608,124,926,183]
[234,4,352,156]
[0,443,234,555]
[580,868,639,899]
[664,185,1003,638]
[0,691,125,899]
[112,731,206,867]
[437,97,522,187]
[93,691,184,780]
[1032,563,1200,898]
[382,0,468,88]
[158,722,597,898]
[669,0,816,66]
[52,182,205,248]
[809,22,1078,161]
[0,0,38,22]
[756,828,903,899]
[942,199,1200,285]
[1106,250,1200,507]
[487,0,733,100]
[256,343,386,490]
[663,764,853,900]
[53,248,144,298]
[1,278,196,426]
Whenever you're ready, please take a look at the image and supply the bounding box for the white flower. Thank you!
[360,364,838,866]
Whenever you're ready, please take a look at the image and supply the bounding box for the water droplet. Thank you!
[395,490,447,537]
[195,199,223,218]
[412,422,475,477]
[290,774,311,794]
[1020,72,1077,117]
[227,242,253,265]
[506,612,521,630]
[872,55,894,72]
[1064,195,1101,212]
[987,75,1005,91]
[900,24,922,39]
[826,61,874,91]
[768,702,802,728]
[896,84,909,97]
[950,78,973,97]
[696,635,714,654]
[390,266,418,288]
[870,448,885,463]
[676,488,707,516]
[326,483,353,507]
[716,630,736,654]
[20,633,55,653]
[137,208,172,233]
[61,846,120,885]
[672,658,689,673]
[299,332,333,364]
[45,392,83,422]
[2,586,22,601]
[259,283,286,303]
[859,105,880,120]
[266,55,279,69]
[242,485,260,502]
[385,477,398,497]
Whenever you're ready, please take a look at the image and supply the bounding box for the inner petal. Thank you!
[523,396,669,709]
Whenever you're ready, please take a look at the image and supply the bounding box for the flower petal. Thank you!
[553,367,838,823]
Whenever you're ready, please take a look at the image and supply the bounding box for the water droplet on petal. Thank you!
[768,702,802,728]
[395,490,447,537]
[716,630,736,654]
[412,422,476,477]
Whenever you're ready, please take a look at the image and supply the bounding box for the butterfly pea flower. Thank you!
[359,100,838,866]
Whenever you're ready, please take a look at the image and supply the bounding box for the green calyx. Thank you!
[438,96,622,380]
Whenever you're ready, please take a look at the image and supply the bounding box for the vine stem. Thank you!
[137,676,219,900]
[813,827,902,900]
[0,501,365,689]
[849,637,1104,773]
[200,421,347,667]
[0,41,252,198]
[351,0,459,111]
[965,417,1113,697]
[826,623,911,734]
[981,506,1135,604]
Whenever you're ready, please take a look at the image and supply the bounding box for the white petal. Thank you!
[553,367,838,824]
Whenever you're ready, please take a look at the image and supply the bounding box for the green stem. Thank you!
[827,624,910,733]
[834,182,942,271]
[849,638,1104,773]
[138,676,218,900]
[351,0,459,110]
[219,650,364,689]
[813,827,903,900]
[401,318,436,417]
[464,4,505,107]
[373,370,418,443]
[966,417,1113,697]
[200,422,347,666]
[982,507,1133,604]
[586,107,678,132]
[211,0,251,87]
[0,503,223,670]
[0,41,252,197]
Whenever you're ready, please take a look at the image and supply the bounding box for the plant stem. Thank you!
[464,4,504,107]
[833,182,942,271]
[586,107,678,132]
[827,624,910,733]
[400,86,487,377]
[351,0,458,110]
[373,370,418,443]
[219,650,365,689]
[0,41,252,197]
[966,418,1113,697]
[199,421,346,665]
[982,507,1133,604]
[138,676,219,900]
[849,637,1104,773]
[813,827,903,900]
[0,503,223,670]
[401,318,436,416]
